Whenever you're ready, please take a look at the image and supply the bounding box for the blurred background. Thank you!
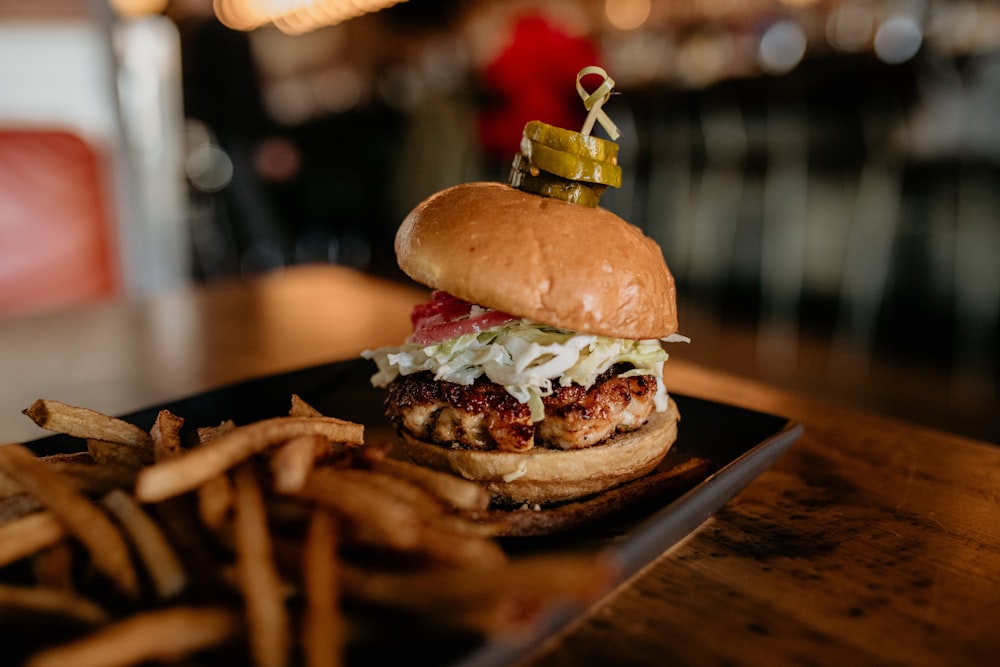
[0,0,997,442]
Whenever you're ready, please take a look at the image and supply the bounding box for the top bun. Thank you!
[395,182,678,339]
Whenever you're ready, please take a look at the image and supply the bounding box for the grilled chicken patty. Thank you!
[385,365,658,452]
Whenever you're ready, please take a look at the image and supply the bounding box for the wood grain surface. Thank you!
[1,264,997,666]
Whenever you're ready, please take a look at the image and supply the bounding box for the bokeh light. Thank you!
[758,19,807,75]
[874,14,923,64]
[826,3,876,53]
[605,0,651,31]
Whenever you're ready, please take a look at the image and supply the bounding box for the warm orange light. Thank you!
[110,0,169,17]
[605,0,651,31]
[215,0,406,34]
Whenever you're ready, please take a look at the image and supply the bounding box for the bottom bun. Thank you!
[396,399,680,506]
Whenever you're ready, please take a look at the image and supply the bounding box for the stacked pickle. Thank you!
[508,67,622,208]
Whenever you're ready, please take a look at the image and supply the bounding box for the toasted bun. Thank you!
[395,182,678,339]
[396,399,679,506]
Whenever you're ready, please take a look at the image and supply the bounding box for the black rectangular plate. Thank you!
[24,359,803,666]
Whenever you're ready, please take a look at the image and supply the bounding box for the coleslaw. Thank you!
[363,320,688,422]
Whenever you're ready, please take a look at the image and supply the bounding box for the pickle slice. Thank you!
[514,173,605,207]
[523,120,620,162]
[520,137,622,187]
[509,155,605,207]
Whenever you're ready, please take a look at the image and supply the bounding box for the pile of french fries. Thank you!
[0,396,621,667]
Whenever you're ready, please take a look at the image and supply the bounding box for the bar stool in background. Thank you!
[901,54,1000,415]
[831,98,905,380]
[758,95,809,373]
[685,93,748,327]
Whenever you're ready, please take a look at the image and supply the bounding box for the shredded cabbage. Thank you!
[362,321,688,422]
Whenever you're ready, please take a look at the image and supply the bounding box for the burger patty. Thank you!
[385,365,658,452]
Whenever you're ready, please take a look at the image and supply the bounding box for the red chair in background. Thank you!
[0,130,122,314]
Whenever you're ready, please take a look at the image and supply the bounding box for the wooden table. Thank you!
[1,264,997,666]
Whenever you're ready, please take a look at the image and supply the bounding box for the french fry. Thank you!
[269,434,325,494]
[0,492,42,522]
[289,394,324,418]
[195,420,237,532]
[323,467,447,515]
[32,541,76,592]
[297,468,504,565]
[0,467,21,497]
[1,453,97,495]
[151,410,185,462]
[0,511,66,568]
[295,467,421,551]
[0,444,139,598]
[301,509,343,667]
[23,606,241,667]
[410,521,508,567]
[0,583,108,627]
[4,395,631,666]
[232,463,290,667]
[86,439,149,471]
[59,463,136,496]
[197,473,235,532]
[22,399,153,454]
[197,419,236,443]
[368,456,490,512]
[289,395,359,432]
[40,451,94,464]
[2,461,136,501]
[135,417,364,503]
[340,551,617,623]
[152,495,231,597]
[101,489,187,600]
[330,467,502,539]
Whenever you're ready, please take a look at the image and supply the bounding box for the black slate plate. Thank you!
[22,358,803,666]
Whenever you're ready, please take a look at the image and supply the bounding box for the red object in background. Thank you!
[0,130,121,315]
[477,14,602,161]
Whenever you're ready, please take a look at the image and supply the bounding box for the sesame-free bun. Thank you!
[395,182,678,339]
[396,398,679,506]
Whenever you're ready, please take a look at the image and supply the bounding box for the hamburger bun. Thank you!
[396,398,680,506]
[395,182,678,340]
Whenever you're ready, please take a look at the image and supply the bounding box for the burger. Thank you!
[363,180,686,507]
[364,102,685,507]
